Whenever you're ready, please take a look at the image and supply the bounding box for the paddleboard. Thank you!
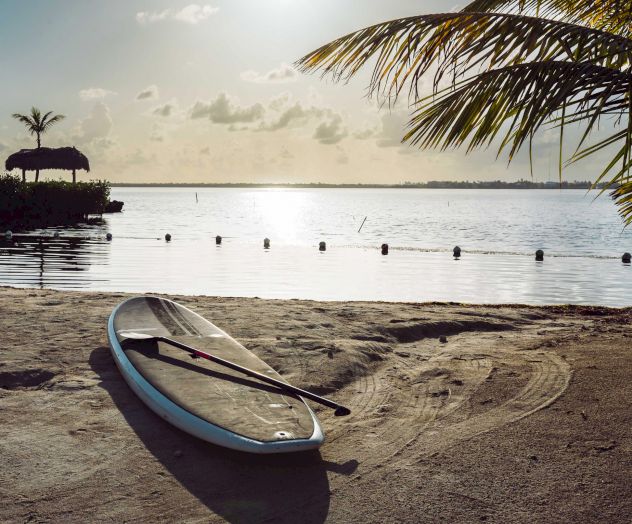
[107,296,324,453]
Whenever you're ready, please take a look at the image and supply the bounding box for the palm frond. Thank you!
[298,4,632,224]
[12,108,65,146]
[462,0,632,36]
[41,113,65,131]
[570,129,627,163]
[11,113,36,129]
[30,107,42,126]
[610,181,632,224]
[404,61,632,162]
[40,111,53,124]
[296,12,632,104]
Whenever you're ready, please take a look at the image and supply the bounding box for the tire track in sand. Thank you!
[319,349,570,488]
[316,353,494,474]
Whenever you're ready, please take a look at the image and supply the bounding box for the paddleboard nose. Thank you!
[118,331,157,340]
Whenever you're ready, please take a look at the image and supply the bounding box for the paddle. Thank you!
[118,332,351,417]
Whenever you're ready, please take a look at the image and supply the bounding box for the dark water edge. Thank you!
[0,215,105,231]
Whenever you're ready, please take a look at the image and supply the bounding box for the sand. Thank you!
[0,287,631,523]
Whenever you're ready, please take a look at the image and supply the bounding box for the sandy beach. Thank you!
[1,287,631,523]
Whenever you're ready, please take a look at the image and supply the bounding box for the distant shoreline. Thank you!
[110,180,607,189]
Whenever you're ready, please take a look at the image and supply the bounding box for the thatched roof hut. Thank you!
[5,147,90,182]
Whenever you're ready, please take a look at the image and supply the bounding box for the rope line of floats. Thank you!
[3,229,631,263]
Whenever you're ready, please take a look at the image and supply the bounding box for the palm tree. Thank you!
[297,0,632,223]
[12,107,65,182]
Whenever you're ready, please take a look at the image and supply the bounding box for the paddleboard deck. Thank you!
[107,296,324,453]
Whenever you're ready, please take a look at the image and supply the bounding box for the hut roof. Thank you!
[5,147,90,172]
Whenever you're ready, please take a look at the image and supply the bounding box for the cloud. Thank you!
[353,126,378,140]
[227,124,251,132]
[175,4,219,23]
[77,102,113,143]
[149,124,164,142]
[313,114,347,145]
[91,137,117,151]
[259,100,330,131]
[263,103,311,131]
[279,147,294,160]
[376,111,410,148]
[136,85,159,101]
[136,4,219,25]
[79,87,116,101]
[189,93,264,124]
[269,92,291,112]
[349,109,418,152]
[125,149,151,165]
[336,146,349,164]
[152,103,174,117]
[186,90,345,140]
[241,63,298,84]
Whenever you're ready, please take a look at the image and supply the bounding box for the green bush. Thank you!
[0,174,110,228]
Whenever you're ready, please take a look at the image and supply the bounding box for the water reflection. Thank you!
[0,233,630,306]
[0,234,109,289]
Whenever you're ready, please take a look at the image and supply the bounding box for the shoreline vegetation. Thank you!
[111,180,608,189]
[0,175,110,229]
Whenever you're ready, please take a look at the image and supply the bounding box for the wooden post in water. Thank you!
[216,235,222,245]
[535,249,544,261]
[381,243,388,255]
[319,241,326,252]
[453,246,461,258]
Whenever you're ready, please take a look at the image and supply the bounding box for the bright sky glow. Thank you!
[0,1,607,183]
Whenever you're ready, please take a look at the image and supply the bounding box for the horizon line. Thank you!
[109,180,603,189]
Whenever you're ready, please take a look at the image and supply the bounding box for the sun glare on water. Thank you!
[254,189,311,245]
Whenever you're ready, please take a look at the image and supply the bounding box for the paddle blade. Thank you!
[334,406,351,417]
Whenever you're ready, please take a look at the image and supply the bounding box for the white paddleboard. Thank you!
[107,296,324,453]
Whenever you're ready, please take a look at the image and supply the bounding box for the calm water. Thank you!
[1,187,632,305]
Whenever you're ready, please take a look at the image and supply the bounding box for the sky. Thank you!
[0,0,610,183]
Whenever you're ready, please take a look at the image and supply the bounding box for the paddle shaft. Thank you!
[154,336,351,416]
